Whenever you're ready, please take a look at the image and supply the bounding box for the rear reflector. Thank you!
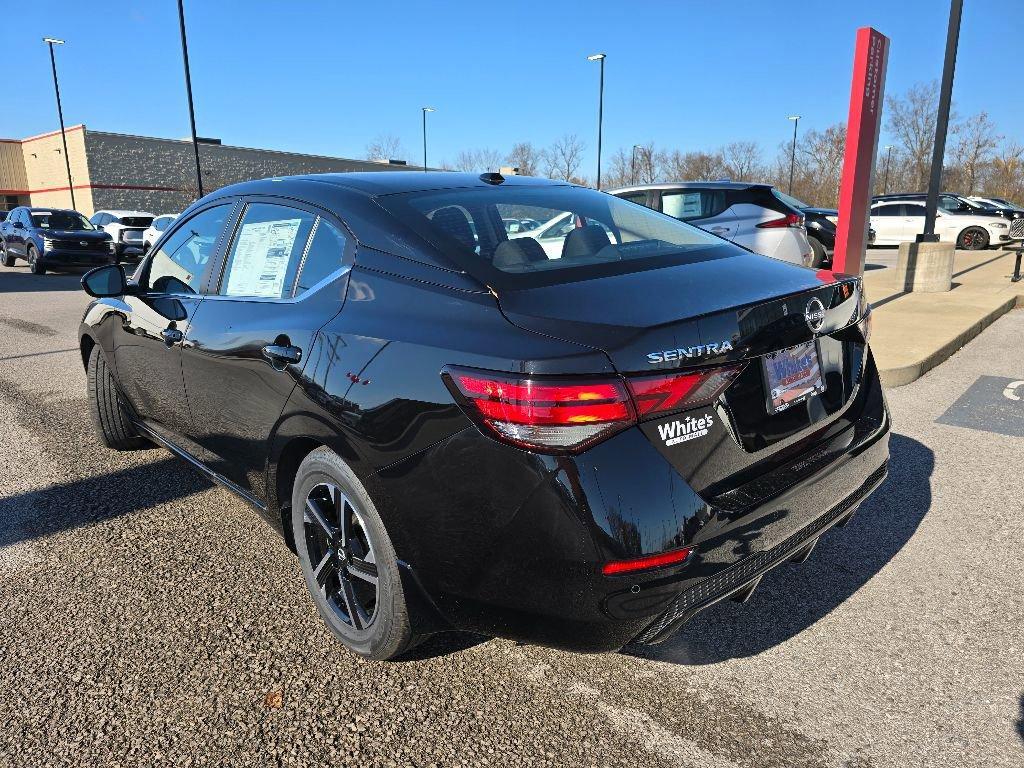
[444,367,635,453]
[757,212,804,229]
[602,547,692,575]
[626,365,744,420]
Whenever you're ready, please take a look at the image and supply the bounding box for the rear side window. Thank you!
[872,205,902,216]
[660,190,726,221]
[904,204,927,216]
[294,219,348,296]
[617,191,649,206]
[219,203,316,299]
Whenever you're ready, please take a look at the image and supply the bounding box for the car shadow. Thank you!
[0,454,214,548]
[628,433,933,665]
[1018,693,1024,744]
[0,268,88,292]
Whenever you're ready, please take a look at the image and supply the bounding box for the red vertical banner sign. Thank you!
[833,27,890,275]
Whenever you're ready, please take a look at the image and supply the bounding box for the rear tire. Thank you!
[957,226,989,250]
[292,447,418,660]
[86,345,149,450]
[807,237,827,268]
[27,245,44,274]
[0,241,14,267]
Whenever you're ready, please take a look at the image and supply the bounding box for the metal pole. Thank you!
[788,116,800,195]
[631,145,638,185]
[596,56,604,189]
[423,109,427,172]
[921,0,963,241]
[883,145,893,194]
[44,40,75,210]
[177,0,203,199]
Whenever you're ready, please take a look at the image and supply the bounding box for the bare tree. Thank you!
[886,81,944,191]
[664,150,726,181]
[365,134,407,163]
[506,142,543,176]
[720,141,765,182]
[452,148,503,172]
[982,142,1024,202]
[948,111,1001,194]
[545,134,586,181]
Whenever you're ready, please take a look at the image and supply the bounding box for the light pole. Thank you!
[787,115,801,195]
[882,145,894,194]
[42,38,75,210]
[421,107,435,172]
[177,0,203,199]
[587,53,606,189]
[631,144,641,185]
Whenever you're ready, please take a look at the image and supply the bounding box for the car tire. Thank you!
[86,345,150,450]
[291,447,418,661]
[957,226,989,250]
[807,237,827,268]
[0,241,14,267]
[27,245,45,275]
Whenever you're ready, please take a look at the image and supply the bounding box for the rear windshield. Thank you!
[29,211,94,230]
[121,216,154,228]
[376,184,732,289]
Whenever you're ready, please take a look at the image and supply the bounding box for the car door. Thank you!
[179,198,353,499]
[7,209,27,255]
[869,203,905,244]
[110,202,236,443]
[900,203,928,241]
[659,188,738,240]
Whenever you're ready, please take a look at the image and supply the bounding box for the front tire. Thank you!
[27,245,44,274]
[292,447,417,660]
[0,240,14,267]
[957,226,989,250]
[86,345,149,450]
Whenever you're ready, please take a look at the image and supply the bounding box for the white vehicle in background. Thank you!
[507,211,614,258]
[142,213,179,252]
[869,200,1009,249]
[608,181,812,266]
[89,210,155,262]
[968,195,1023,212]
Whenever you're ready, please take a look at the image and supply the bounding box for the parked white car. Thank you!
[869,200,1009,250]
[142,213,179,253]
[608,182,812,265]
[89,210,155,261]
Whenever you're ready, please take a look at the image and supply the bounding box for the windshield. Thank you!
[772,190,810,209]
[377,184,732,288]
[29,211,95,230]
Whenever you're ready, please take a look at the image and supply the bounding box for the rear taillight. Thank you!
[626,365,744,420]
[757,212,804,229]
[602,546,692,576]
[443,367,635,453]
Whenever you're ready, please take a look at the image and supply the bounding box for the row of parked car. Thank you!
[0,207,177,274]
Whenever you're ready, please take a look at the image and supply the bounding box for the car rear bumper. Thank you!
[368,349,891,653]
[114,242,145,259]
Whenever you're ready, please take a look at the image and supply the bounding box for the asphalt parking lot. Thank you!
[1,263,1022,768]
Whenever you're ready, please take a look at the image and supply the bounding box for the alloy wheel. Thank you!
[303,482,379,629]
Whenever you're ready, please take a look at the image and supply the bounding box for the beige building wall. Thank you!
[20,126,92,213]
[0,140,28,200]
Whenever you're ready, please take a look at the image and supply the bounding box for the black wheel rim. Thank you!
[303,482,379,630]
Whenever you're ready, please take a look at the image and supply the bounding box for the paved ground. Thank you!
[1,264,1022,768]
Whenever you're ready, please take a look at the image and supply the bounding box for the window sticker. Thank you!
[225,218,302,298]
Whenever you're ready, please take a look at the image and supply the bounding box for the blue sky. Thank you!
[6,0,1017,172]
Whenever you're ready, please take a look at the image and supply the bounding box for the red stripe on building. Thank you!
[8,183,182,195]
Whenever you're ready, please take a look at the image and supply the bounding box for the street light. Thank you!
[176,0,203,199]
[42,37,75,210]
[422,107,435,172]
[587,53,606,189]
[882,145,894,194]
[631,144,642,185]
[787,115,801,195]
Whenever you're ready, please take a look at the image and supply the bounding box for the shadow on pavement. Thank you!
[1018,694,1023,744]
[0,268,86,293]
[0,454,214,548]
[629,433,933,665]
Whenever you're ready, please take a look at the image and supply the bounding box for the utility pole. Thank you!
[177,0,204,198]
[787,115,801,195]
[588,53,606,189]
[882,145,894,194]
[43,38,75,210]
[421,107,435,172]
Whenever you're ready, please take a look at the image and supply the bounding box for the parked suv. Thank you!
[0,206,114,274]
[79,172,887,660]
[609,182,813,266]
[142,213,179,252]
[90,210,155,261]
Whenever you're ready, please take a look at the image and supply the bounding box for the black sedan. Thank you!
[0,207,114,274]
[78,172,889,659]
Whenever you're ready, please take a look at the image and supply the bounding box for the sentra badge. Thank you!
[647,340,733,365]
[657,412,714,447]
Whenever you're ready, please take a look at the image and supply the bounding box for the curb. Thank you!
[879,295,1023,388]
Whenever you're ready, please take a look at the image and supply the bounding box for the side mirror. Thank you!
[12,220,24,229]
[82,263,127,298]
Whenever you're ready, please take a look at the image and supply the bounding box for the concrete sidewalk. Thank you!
[864,248,1024,386]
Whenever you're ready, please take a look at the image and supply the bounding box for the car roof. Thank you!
[26,207,78,214]
[608,181,770,194]
[98,210,154,217]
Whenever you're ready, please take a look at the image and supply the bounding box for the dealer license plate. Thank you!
[763,340,826,414]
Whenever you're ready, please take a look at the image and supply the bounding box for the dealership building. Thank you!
[0,125,416,216]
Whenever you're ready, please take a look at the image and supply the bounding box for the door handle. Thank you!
[263,343,302,368]
[160,327,183,346]
[710,226,730,235]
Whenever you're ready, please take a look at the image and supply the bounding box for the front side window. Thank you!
[378,184,729,289]
[872,205,902,217]
[29,210,94,230]
[219,203,316,299]
[147,205,230,294]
